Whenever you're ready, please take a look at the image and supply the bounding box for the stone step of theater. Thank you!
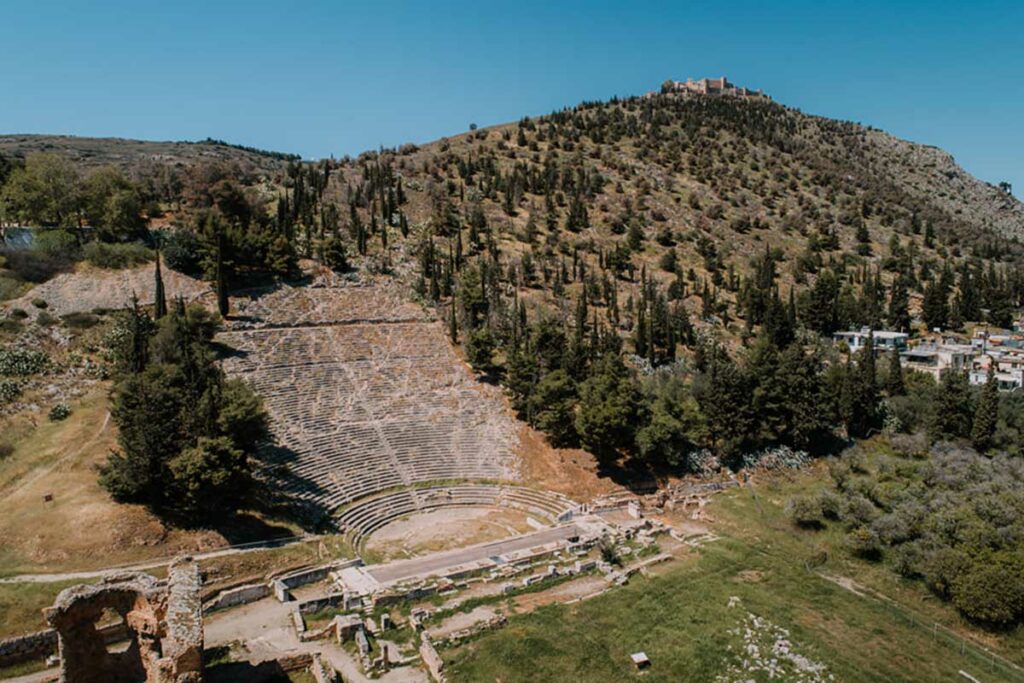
[337,484,580,551]
[218,282,574,534]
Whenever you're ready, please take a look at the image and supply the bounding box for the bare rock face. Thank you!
[45,558,203,683]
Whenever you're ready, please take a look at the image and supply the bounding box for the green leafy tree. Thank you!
[528,369,578,447]
[169,436,251,522]
[841,334,879,438]
[922,278,949,331]
[950,551,1024,625]
[575,354,639,461]
[320,235,349,272]
[930,369,973,440]
[100,364,184,504]
[154,254,168,319]
[885,348,905,397]
[1,153,81,227]
[635,375,704,467]
[465,326,495,373]
[693,346,755,459]
[888,275,911,332]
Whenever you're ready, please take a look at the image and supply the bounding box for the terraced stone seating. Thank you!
[227,280,429,329]
[220,311,520,516]
[337,485,580,550]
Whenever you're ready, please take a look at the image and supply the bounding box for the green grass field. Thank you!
[443,473,1024,683]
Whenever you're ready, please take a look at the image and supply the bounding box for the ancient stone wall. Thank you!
[0,629,57,668]
[45,557,203,683]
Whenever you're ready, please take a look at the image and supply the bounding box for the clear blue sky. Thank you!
[3,1,1022,195]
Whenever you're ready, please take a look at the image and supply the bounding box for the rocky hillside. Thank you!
[316,88,1023,344]
[0,134,297,176]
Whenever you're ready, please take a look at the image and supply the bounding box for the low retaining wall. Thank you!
[204,582,271,613]
[280,565,331,590]
[0,620,128,668]
[0,629,57,667]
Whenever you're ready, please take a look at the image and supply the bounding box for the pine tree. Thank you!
[971,366,999,451]
[575,353,639,461]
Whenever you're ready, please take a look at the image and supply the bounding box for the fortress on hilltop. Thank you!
[659,75,770,100]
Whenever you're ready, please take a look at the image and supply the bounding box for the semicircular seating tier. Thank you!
[219,282,544,530]
[337,484,579,551]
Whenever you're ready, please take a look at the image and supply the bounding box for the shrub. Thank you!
[0,318,22,334]
[950,552,1024,625]
[48,403,71,421]
[0,443,13,460]
[889,432,929,458]
[8,308,28,319]
[0,378,23,404]
[599,539,621,566]
[34,229,81,260]
[847,526,883,560]
[0,246,74,283]
[842,493,878,527]
[37,312,58,326]
[0,348,48,375]
[0,275,22,301]
[32,298,48,309]
[163,229,203,275]
[788,495,825,529]
[83,241,152,269]
[61,312,101,329]
[818,489,842,520]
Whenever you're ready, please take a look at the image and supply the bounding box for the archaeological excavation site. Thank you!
[6,30,1024,679]
[0,268,739,683]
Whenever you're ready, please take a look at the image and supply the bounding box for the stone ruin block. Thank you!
[45,557,203,683]
[334,614,363,643]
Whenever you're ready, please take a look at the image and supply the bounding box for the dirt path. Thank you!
[0,536,319,584]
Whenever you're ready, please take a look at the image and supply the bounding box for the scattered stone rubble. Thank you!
[717,601,833,683]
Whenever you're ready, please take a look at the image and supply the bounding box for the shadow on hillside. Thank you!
[252,442,337,534]
[210,338,250,360]
[594,459,661,495]
[206,512,296,547]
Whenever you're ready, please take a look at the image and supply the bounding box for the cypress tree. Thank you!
[215,230,229,318]
[885,348,905,396]
[888,275,910,332]
[930,369,974,440]
[154,251,167,320]
[971,366,998,451]
[843,333,879,437]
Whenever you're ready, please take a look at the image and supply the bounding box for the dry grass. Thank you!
[516,425,620,501]
[0,388,303,578]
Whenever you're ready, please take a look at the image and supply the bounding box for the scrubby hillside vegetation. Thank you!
[2,85,1023,625]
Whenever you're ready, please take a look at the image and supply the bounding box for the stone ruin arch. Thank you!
[45,558,203,683]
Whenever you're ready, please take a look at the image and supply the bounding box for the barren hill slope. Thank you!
[0,133,297,175]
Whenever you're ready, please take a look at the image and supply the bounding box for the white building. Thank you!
[833,328,909,355]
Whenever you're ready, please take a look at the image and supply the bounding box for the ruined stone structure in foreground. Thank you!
[45,557,203,683]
